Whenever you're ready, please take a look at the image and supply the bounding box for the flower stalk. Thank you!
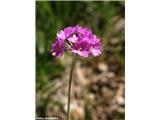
[67,58,76,120]
[51,25,102,120]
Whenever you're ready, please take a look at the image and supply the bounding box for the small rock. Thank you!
[107,72,115,78]
[64,103,84,119]
[88,93,95,101]
[98,63,108,72]
[116,96,125,105]
[110,38,119,45]
[115,18,125,32]
[71,106,84,120]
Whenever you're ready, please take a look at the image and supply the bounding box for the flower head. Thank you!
[51,38,65,58]
[51,25,102,58]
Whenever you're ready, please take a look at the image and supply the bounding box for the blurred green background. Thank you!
[36,1,125,120]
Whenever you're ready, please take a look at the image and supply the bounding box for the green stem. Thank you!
[67,58,76,120]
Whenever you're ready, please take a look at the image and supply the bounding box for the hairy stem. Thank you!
[67,58,76,120]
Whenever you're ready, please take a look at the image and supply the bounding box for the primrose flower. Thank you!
[51,25,102,58]
[51,38,64,58]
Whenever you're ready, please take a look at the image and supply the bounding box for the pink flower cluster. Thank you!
[51,25,102,58]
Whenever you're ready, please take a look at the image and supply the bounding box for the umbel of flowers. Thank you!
[51,25,102,120]
[51,25,102,58]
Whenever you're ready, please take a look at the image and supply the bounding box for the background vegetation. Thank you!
[36,1,125,120]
